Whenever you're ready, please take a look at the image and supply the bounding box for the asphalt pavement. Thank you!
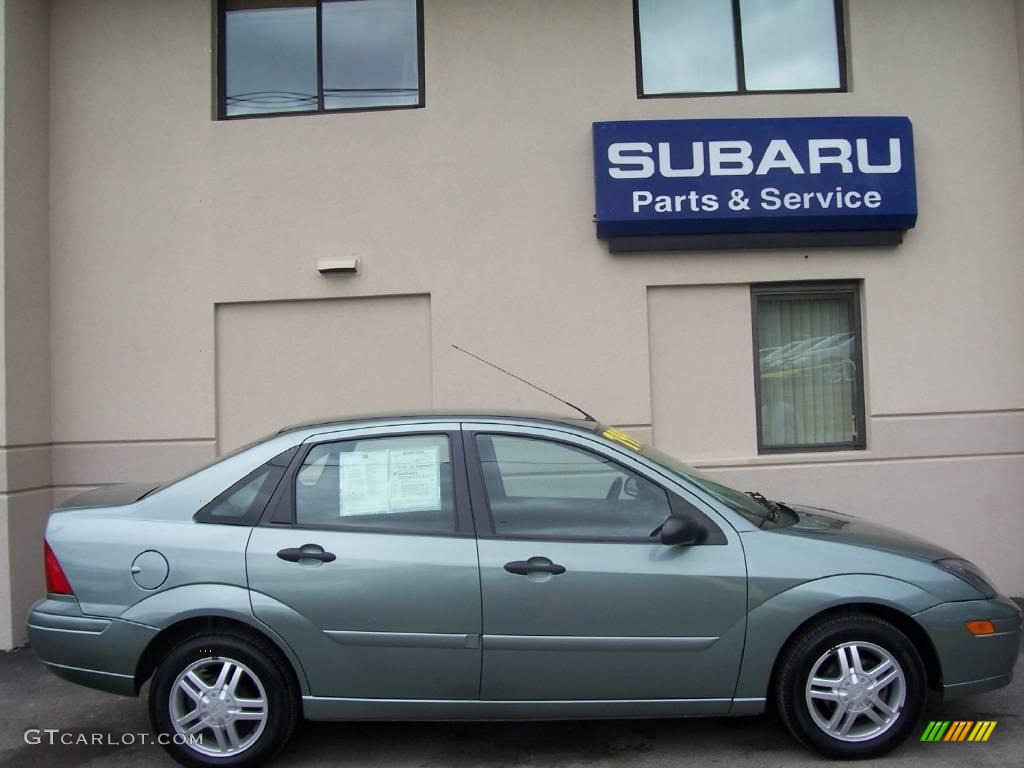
[0,646,1020,768]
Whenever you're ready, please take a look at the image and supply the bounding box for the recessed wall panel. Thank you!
[648,284,757,460]
[216,295,432,452]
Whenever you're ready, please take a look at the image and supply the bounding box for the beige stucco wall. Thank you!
[215,295,433,451]
[0,0,50,649]
[1019,0,1024,132]
[1,0,1023,646]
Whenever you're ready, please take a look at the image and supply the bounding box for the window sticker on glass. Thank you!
[298,451,329,486]
[602,428,644,452]
[388,447,441,512]
[339,447,440,515]
[340,450,391,515]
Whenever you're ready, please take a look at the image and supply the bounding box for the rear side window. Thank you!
[295,434,455,534]
[195,447,296,525]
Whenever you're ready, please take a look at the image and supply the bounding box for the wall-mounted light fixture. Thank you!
[317,257,359,275]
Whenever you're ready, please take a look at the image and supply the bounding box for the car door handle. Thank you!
[277,545,336,564]
[504,558,566,576]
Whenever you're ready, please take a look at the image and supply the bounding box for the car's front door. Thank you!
[464,423,747,710]
[246,424,481,700]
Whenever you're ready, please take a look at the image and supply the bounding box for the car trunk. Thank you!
[56,483,160,510]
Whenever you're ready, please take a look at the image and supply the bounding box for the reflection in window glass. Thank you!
[322,0,420,110]
[638,0,738,94]
[224,1,318,116]
[635,0,844,95]
[223,470,269,514]
[740,0,841,90]
[197,459,288,525]
[754,286,863,450]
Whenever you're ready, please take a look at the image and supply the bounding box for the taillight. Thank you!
[44,540,74,595]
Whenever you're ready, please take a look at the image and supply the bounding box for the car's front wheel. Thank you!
[775,613,926,759]
[149,632,298,768]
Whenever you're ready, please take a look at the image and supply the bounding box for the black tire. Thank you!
[148,632,299,768]
[774,613,926,759]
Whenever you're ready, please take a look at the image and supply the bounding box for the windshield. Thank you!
[639,445,771,524]
[596,425,770,523]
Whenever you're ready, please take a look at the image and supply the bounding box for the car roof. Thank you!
[276,409,598,435]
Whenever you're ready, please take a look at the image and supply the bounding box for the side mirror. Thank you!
[659,515,706,547]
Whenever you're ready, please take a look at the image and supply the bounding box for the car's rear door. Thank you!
[464,423,747,710]
[246,422,482,700]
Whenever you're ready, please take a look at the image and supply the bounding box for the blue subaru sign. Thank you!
[593,117,917,238]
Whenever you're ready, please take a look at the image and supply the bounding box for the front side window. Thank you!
[635,0,846,96]
[476,434,672,539]
[752,282,865,452]
[220,0,423,118]
[295,434,454,533]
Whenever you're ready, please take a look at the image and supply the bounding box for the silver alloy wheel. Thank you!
[805,640,906,743]
[169,656,269,758]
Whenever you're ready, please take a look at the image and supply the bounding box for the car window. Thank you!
[214,469,271,517]
[295,434,455,534]
[635,441,771,524]
[195,447,296,526]
[596,422,772,525]
[476,434,672,540]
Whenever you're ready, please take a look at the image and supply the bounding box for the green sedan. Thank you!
[27,412,1021,767]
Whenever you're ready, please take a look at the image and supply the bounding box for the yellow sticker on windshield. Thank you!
[602,428,643,452]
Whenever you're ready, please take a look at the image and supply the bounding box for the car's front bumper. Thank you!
[26,596,158,696]
[914,594,1022,700]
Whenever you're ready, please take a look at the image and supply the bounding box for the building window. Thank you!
[751,282,865,452]
[634,0,846,97]
[218,0,424,119]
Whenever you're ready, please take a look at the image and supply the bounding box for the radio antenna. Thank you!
[451,345,597,423]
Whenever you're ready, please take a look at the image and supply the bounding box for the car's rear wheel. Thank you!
[774,613,926,759]
[149,633,298,768]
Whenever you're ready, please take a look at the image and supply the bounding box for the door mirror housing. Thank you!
[659,515,706,547]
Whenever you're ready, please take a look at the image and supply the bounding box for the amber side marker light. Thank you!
[965,620,996,636]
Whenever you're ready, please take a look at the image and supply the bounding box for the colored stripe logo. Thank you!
[921,720,997,742]
[601,428,643,451]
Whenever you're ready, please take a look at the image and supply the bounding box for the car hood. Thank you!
[779,503,959,563]
[56,482,159,510]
